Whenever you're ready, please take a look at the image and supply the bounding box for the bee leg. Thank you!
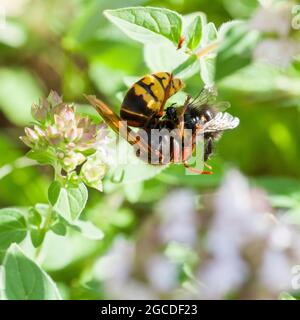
[204,137,213,162]
[144,114,158,129]
[204,162,213,170]
[178,96,192,136]
[183,161,213,175]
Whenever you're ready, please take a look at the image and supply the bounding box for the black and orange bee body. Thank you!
[120,72,184,127]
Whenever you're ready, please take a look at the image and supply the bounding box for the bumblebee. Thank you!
[85,72,239,174]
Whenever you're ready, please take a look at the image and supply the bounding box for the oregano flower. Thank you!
[20,91,111,190]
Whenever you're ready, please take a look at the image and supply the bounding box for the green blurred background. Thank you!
[1,0,300,300]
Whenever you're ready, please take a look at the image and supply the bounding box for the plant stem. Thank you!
[0,156,36,180]
[34,205,54,261]
[196,41,219,59]
[54,163,62,182]
[35,163,63,260]
[34,241,44,261]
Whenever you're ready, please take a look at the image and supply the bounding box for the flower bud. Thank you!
[48,90,62,106]
[62,151,86,172]
[45,125,63,145]
[65,127,78,142]
[31,102,48,122]
[77,117,90,129]
[81,155,106,191]
[54,114,65,131]
[25,127,39,142]
[67,171,80,185]
[60,106,76,125]
[33,125,45,139]
[19,135,34,148]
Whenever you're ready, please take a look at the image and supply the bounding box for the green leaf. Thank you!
[0,208,27,250]
[50,220,67,236]
[202,22,218,46]
[172,54,200,79]
[2,244,62,300]
[218,20,243,39]
[26,149,56,166]
[62,0,146,50]
[0,68,43,126]
[30,229,45,248]
[68,220,104,240]
[182,12,207,30]
[104,7,182,44]
[124,181,143,203]
[48,181,62,206]
[28,207,42,227]
[39,230,99,271]
[200,56,216,87]
[144,41,188,73]
[215,22,260,81]
[53,183,88,222]
[34,204,49,217]
[156,164,222,188]
[185,15,203,50]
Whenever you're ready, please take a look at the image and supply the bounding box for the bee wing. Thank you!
[85,95,122,135]
[188,88,231,112]
[85,95,156,156]
[191,87,217,106]
[202,112,240,133]
[213,101,231,112]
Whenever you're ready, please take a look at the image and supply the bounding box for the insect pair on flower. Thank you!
[86,72,239,174]
[21,72,239,184]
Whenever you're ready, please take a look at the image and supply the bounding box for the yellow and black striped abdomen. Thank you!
[120,72,184,127]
